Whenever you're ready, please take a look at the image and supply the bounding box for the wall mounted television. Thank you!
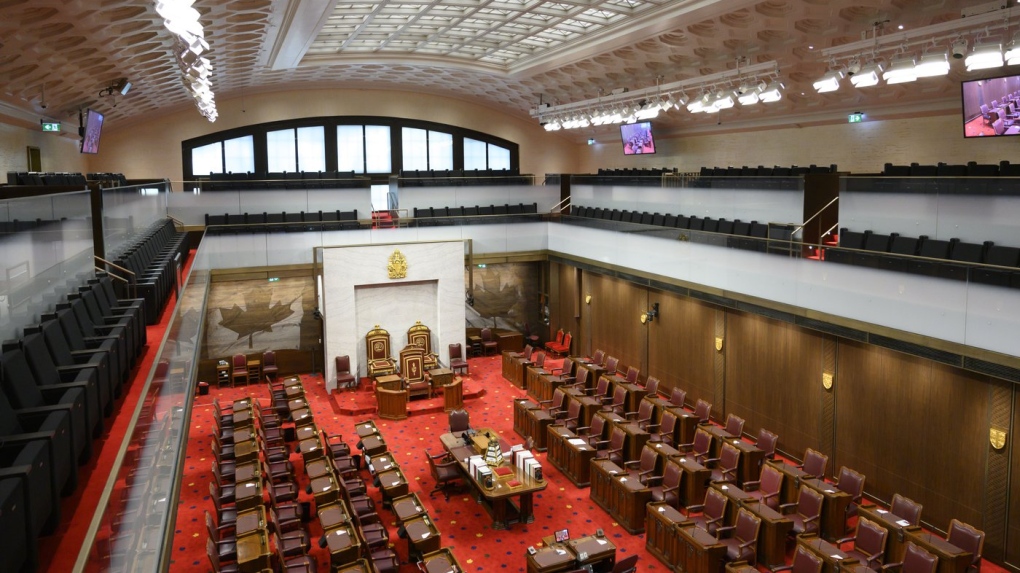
[80,108,105,154]
[620,121,656,155]
[961,73,1020,138]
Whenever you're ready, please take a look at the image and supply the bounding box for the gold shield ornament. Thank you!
[387,249,407,279]
[822,373,833,390]
[715,337,724,352]
[990,428,1007,450]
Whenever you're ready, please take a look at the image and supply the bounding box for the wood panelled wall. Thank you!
[548,263,1019,566]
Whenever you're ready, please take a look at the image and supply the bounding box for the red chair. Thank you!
[261,350,278,380]
[718,508,761,565]
[694,399,712,424]
[743,464,782,511]
[835,466,865,520]
[449,343,468,375]
[544,329,565,354]
[335,355,357,390]
[230,353,247,386]
[546,331,571,356]
[781,485,824,537]
[798,448,829,480]
[947,519,984,573]
[756,428,778,460]
[771,545,824,573]
[839,517,888,569]
[684,487,727,534]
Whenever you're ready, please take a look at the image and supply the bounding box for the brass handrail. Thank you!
[550,196,571,214]
[793,196,839,235]
[94,256,137,298]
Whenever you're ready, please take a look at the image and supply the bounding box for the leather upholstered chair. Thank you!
[448,343,468,375]
[718,508,762,565]
[684,487,727,535]
[365,325,397,378]
[426,450,461,500]
[679,428,714,465]
[947,519,984,573]
[892,542,938,573]
[604,356,620,375]
[723,413,745,438]
[799,448,829,480]
[231,353,247,386]
[335,355,357,390]
[668,387,686,408]
[711,442,741,484]
[891,494,923,526]
[449,408,469,433]
[399,346,430,400]
[261,350,278,381]
[772,546,824,573]
[643,376,660,395]
[648,409,678,446]
[840,517,888,569]
[407,321,439,370]
[756,428,778,460]
[836,466,866,520]
[782,485,824,537]
[480,327,499,355]
[595,427,626,466]
[743,464,782,511]
[647,460,683,507]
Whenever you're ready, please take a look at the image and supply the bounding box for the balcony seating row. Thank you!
[108,218,190,324]
[0,272,146,573]
[596,167,676,177]
[204,210,361,233]
[197,171,367,191]
[5,172,88,186]
[86,173,129,186]
[569,204,773,251]
[412,203,539,225]
[828,228,1020,288]
[699,164,837,177]
[399,168,529,187]
[881,161,1020,177]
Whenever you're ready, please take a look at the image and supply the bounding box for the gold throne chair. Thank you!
[399,345,431,400]
[407,320,439,371]
[365,325,397,378]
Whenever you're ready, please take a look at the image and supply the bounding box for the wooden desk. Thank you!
[235,479,263,512]
[324,524,361,568]
[646,502,690,569]
[616,413,650,463]
[612,472,652,533]
[467,335,483,357]
[711,482,754,527]
[673,455,711,509]
[335,558,371,573]
[703,425,737,457]
[235,438,259,465]
[377,467,409,502]
[666,407,701,446]
[614,381,649,415]
[392,493,427,523]
[904,531,973,573]
[527,544,577,573]
[740,500,794,568]
[216,361,230,387]
[235,507,266,538]
[589,458,624,515]
[546,426,597,487]
[678,523,727,573]
[429,367,454,388]
[497,331,524,353]
[403,514,441,560]
[727,439,765,487]
[246,358,261,385]
[422,548,465,573]
[356,420,380,439]
[318,500,352,531]
[575,362,606,391]
[441,428,547,530]
[514,398,541,441]
[376,373,402,391]
[801,477,853,541]
[236,529,271,573]
[857,505,915,562]
[359,434,388,457]
[566,534,616,570]
[234,461,260,484]
[232,408,253,429]
[797,534,858,573]
[310,474,341,508]
[367,452,398,475]
[766,459,813,505]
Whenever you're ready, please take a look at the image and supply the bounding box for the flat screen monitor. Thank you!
[81,108,105,154]
[961,73,1020,138]
[554,529,569,542]
[621,121,656,155]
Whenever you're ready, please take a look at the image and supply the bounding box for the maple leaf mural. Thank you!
[218,287,300,349]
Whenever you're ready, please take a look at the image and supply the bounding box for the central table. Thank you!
[441,428,547,530]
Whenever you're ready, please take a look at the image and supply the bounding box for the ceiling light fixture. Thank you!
[850,62,883,87]
[883,56,918,84]
[1006,32,1020,65]
[156,0,217,122]
[914,51,950,77]
[813,70,844,93]
[966,39,1004,71]
[758,81,784,102]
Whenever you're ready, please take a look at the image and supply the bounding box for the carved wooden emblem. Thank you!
[715,337,724,352]
[990,428,1007,450]
[387,249,407,279]
[822,373,834,390]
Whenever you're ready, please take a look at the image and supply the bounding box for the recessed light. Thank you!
[808,45,814,50]
[897,25,904,30]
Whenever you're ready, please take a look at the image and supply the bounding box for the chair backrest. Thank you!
[592,349,605,365]
[593,375,609,397]
[609,427,625,451]
[757,428,778,458]
[263,350,276,366]
[645,376,660,395]
[449,343,463,360]
[610,386,627,408]
[797,485,824,520]
[836,466,865,503]
[760,465,783,501]
[336,354,351,373]
[636,400,654,422]
[204,510,219,542]
[520,344,534,359]
[693,428,712,456]
[449,408,469,432]
[565,399,581,421]
[553,329,564,344]
[660,410,678,436]
[232,353,246,370]
[589,415,607,441]
[694,399,712,423]
[720,442,740,471]
[611,554,639,573]
[791,546,824,573]
[704,487,727,521]
[735,507,762,544]
[407,321,434,354]
[551,388,567,409]
[724,413,745,437]
[891,494,922,526]
[534,351,546,368]
[625,366,639,384]
[663,460,682,489]
[574,367,590,388]
[480,327,494,342]
[366,325,392,360]
[902,542,938,573]
[856,517,888,559]
[669,387,686,407]
[399,345,426,382]
[639,445,658,472]
[605,356,619,373]
[802,448,828,478]
[947,519,984,564]
[561,332,572,350]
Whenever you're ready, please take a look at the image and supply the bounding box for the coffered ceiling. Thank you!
[0,0,1014,140]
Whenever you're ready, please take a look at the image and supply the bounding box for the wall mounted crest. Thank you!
[388,249,407,279]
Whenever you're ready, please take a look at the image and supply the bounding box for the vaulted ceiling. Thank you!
[0,0,1014,140]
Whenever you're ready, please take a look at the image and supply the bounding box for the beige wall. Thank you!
[0,121,88,177]
[577,113,1018,174]
[92,88,582,183]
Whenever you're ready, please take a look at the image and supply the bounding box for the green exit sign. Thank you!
[848,113,864,123]
[41,122,60,132]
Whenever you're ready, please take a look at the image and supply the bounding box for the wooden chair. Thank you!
[400,345,430,400]
[448,343,468,375]
[230,353,247,386]
[407,321,439,370]
[335,355,357,390]
[365,325,397,378]
[261,350,278,380]
[480,327,499,355]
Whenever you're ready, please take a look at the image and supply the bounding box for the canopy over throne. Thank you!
[366,325,397,378]
[407,320,439,370]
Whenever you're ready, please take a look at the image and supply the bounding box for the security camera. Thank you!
[952,38,968,59]
[847,58,861,76]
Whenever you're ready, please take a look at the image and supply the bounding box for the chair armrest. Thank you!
[623,410,640,420]
[575,425,591,435]
[593,439,610,448]
[742,480,761,491]
[700,455,720,467]
[684,503,705,515]
[879,562,905,572]
[715,524,735,538]
[642,422,660,432]
[641,474,663,485]
[638,468,657,477]
[804,514,820,524]
[677,441,694,452]
[622,460,640,468]
[779,501,797,514]
[739,537,757,549]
